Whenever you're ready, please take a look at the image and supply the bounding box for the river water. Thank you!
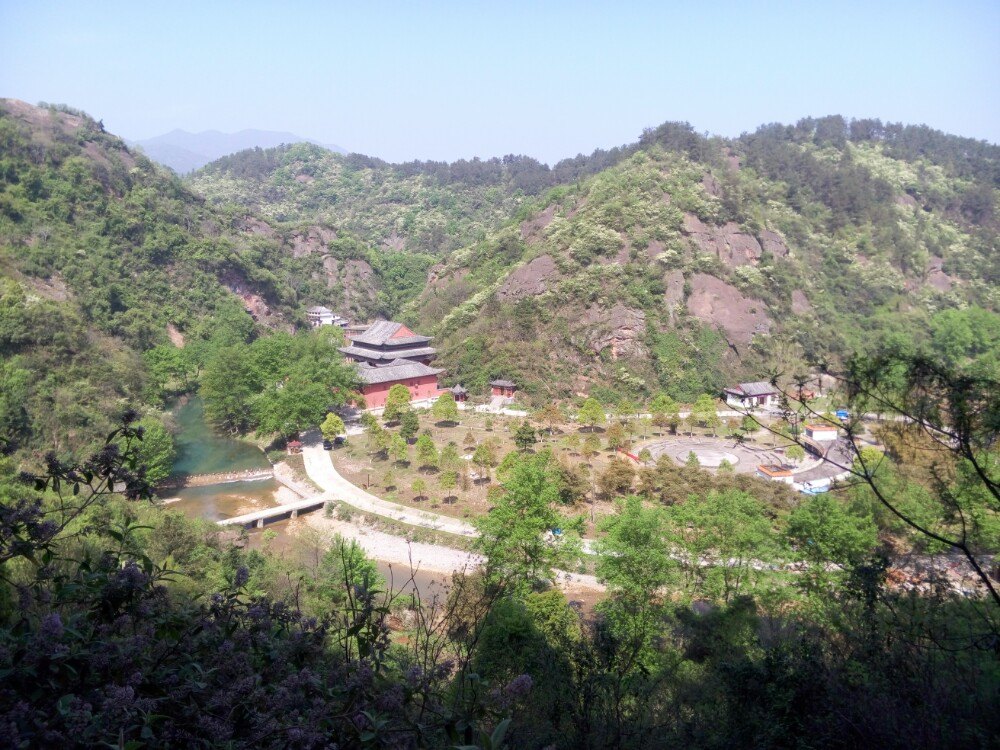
[166,397,447,596]
[166,397,281,521]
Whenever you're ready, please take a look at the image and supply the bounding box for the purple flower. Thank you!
[40,612,63,640]
[234,566,249,588]
[505,673,533,699]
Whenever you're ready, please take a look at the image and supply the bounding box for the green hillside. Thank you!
[409,117,999,403]
[188,142,536,256]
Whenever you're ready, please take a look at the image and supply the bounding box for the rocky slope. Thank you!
[407,119,999,404]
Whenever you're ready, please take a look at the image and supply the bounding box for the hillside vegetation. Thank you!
[407,117,999,403]
[0,100,382,455]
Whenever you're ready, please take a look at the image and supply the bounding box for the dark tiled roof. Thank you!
[339,345,437,361]
[351,320,431,346]
[490,379,516,388]
[450,385,468,395]
[307,305,332,314]
[357,359,442,385]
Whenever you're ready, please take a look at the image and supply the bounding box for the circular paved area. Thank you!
[643,437,790,475]
[670,447,740,467]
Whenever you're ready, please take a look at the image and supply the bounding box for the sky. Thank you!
[1,1,997,164]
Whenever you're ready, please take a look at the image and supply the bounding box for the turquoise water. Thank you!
[170,397,271,476]
[165,397,448,596]
[167,397,278,520]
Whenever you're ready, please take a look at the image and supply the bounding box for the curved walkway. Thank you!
[302,442,478,537]
[301,437,598,556]
[297,437,600,586]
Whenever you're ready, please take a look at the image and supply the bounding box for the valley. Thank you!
[1,97,997,749]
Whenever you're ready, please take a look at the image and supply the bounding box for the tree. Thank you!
[597,458,636,497]
[440,441,461,471]
[360,412,379,433]
[382,469,396,490]
[582,433,601,459]
[554,458,589,505]
[415,434,438,470]
[252,379,331,440]
[788,494,877,571]
[411,477,427,501]
[605,423,630,452]
[692,394,721,436]
[365,423,387,454]
[321,412,345,442]
[683,411,698,437]
[717,458,735,473]
[786,444,806,464]
[667,489,777,602]
[383,384,411,423]
[637,447,652,463]
[535,404,564,435]
[388,432,408,464]
[686,451,700,468]
[438,470,458,502]
[615,399,638,426]
[431,392,459,424]
[578,397,605,432]
[474,451,580,592]
[399,408,420,442]
[596,497,677,648]
[129,416,175,485]
[473,442,497,486]
[463,430,477,449]
[200,346,256,434]
[650,393,681,435]
[514,421,538,451]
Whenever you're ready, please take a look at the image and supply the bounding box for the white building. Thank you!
[804,424,839,442]
[307,306,348,329]
[723,381,779,409]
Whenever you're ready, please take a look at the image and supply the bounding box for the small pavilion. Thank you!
[490,379,517,398]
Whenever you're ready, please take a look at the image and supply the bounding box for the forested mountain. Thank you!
[132,127,347,174]
[2,100,999,748]
[0,100,411,455]
[406,117,999,402]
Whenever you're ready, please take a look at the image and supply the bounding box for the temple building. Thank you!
[306,306,348,328]
[356,359,444,409]
[339,321,437,365]
[490,379,517,398]
[340,321,445,409]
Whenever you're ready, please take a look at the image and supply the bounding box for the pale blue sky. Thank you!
[1,1,997,163]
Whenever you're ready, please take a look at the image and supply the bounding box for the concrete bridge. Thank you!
[217,498,327,530]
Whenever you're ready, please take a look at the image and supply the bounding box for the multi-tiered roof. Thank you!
[339,321,437,366]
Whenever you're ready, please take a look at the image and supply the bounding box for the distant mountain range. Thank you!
[129,128,346,173]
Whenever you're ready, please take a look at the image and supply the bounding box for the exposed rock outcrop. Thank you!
[682,214,763,267]
[663,270,685,323]
[760,229,790,258]
[290,226,336,258]
[925,256,953,292]
[579,303,647,360]
[685,273,771,348]
[520,204,557,244]
[791,289,812,315]
[497,255,558,301]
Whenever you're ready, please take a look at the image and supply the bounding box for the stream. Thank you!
[165,397,447,597]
